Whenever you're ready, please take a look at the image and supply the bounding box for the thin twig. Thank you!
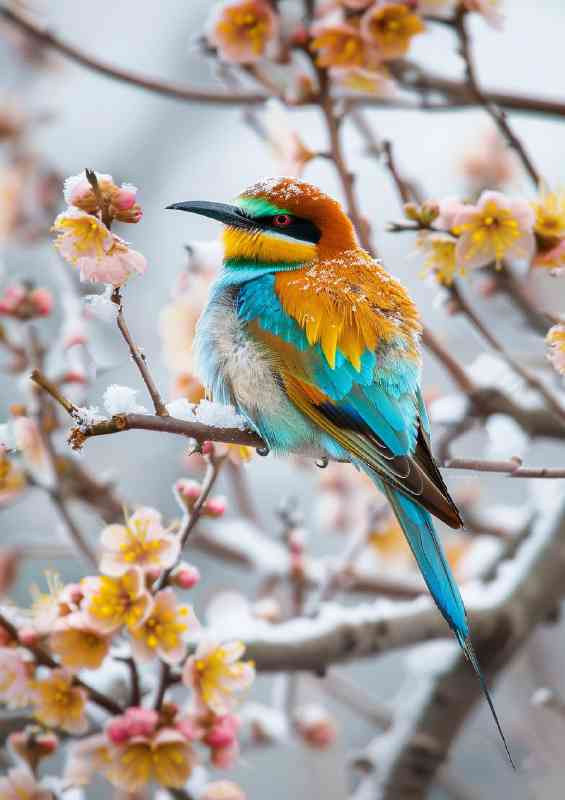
[317,69,375,254]
[111,289,168,417]
[154,662,171,710]
[155,455,227,590]
[445,457,565,479]
[3,4,565,121]
[449,280,565,427]
[452,7,540,187]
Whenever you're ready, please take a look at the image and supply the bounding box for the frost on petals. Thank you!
[183,639,255,716]
[99,507,180,576]
[207,0,279,64]
[546,324,565,375]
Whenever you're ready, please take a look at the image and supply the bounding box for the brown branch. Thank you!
[449,280,565,428]
[111,289,168,417]
[452,8,540,187]
[318,69,375,254]
[0,611,123,716]
[155,454,227,590]
[445,457,565,479]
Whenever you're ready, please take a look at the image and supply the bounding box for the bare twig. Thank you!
[445,457,565,479]
[155,454,227,590]
[452,7,540,187]
[111,289,168,417]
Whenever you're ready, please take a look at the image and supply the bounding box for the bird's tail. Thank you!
[381,484,515,767]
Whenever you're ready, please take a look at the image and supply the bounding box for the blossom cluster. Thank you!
[205,0,503,99]
[0,504,255,794]
[52,170,147,286]
[411,188,565,286]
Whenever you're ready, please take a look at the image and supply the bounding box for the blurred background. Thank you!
[2,1,565,797]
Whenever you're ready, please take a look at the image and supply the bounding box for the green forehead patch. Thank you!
[236,196,290,217]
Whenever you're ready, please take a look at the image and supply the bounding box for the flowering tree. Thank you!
[1,1,565,798]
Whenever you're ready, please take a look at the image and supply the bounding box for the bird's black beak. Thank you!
[166,201,253,229]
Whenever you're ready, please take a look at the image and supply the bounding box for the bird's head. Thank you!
[168,177,359,268]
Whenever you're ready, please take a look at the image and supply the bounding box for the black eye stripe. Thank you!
[254,214,321,244]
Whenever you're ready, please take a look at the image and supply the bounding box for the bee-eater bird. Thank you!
[168,176,513,764]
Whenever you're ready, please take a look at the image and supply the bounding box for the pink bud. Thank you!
[201,441,215,456]
[61,370,87,385]
[204,715,239,750]
[106,717,131,745]
[113,186,137,210]
[19,627,39,647]
[211,743,239,769]
[29,288,54,317]
[295,706,337,750]
[176,479,202,502]
[124,707,159,738]
[203,496,227,518]
[173,563,200,590]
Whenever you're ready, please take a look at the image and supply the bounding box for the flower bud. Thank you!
[18,627,39,647]
[173,563,200,590]
[203,496,227,518]
[201,441,215,457]
[204,715,238,750]
[420,201,440,226]
[9,727,58,771]
[210,743,239,769]
[403,202,420,221]
[175,479,202,510]
[294,704,337,750]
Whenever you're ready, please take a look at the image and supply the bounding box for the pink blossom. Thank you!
[99,507,180,577]
[63,734,111,787]
[13,417,54,487]
[0,647,33,708]
[207,0,279,64]
[0,283,53,321]
[53,207,113,262]
[203,496,227,518]
[546,324,565,375]
[183,639,255,716]
[459,128,515,192]
[77,237,147,286]
[0,768,52,800]
[453,191,535,269]
[130,589,197,665]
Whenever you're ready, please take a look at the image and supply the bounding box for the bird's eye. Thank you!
[272,214,294,228]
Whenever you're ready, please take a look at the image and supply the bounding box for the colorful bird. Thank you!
[168,176,513,764]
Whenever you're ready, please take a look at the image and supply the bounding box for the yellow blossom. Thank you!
[417,232,464,286]
[31,669,87,734]
[311,24,369,69]
[99,507,180,576]
[533,190,565,244]
[183,640,255,715]
[130,589,196,664]
[361,3,425,60]
[81,568,151,633]
[453,191,535,269]
[107,730,194,791]
[208,0,279,64]
[49,615,110,671]
[52,207,113,264]
[546,324,565,375]
[0,449,26,506]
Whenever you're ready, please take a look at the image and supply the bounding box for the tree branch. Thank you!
[239,492,565,672]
